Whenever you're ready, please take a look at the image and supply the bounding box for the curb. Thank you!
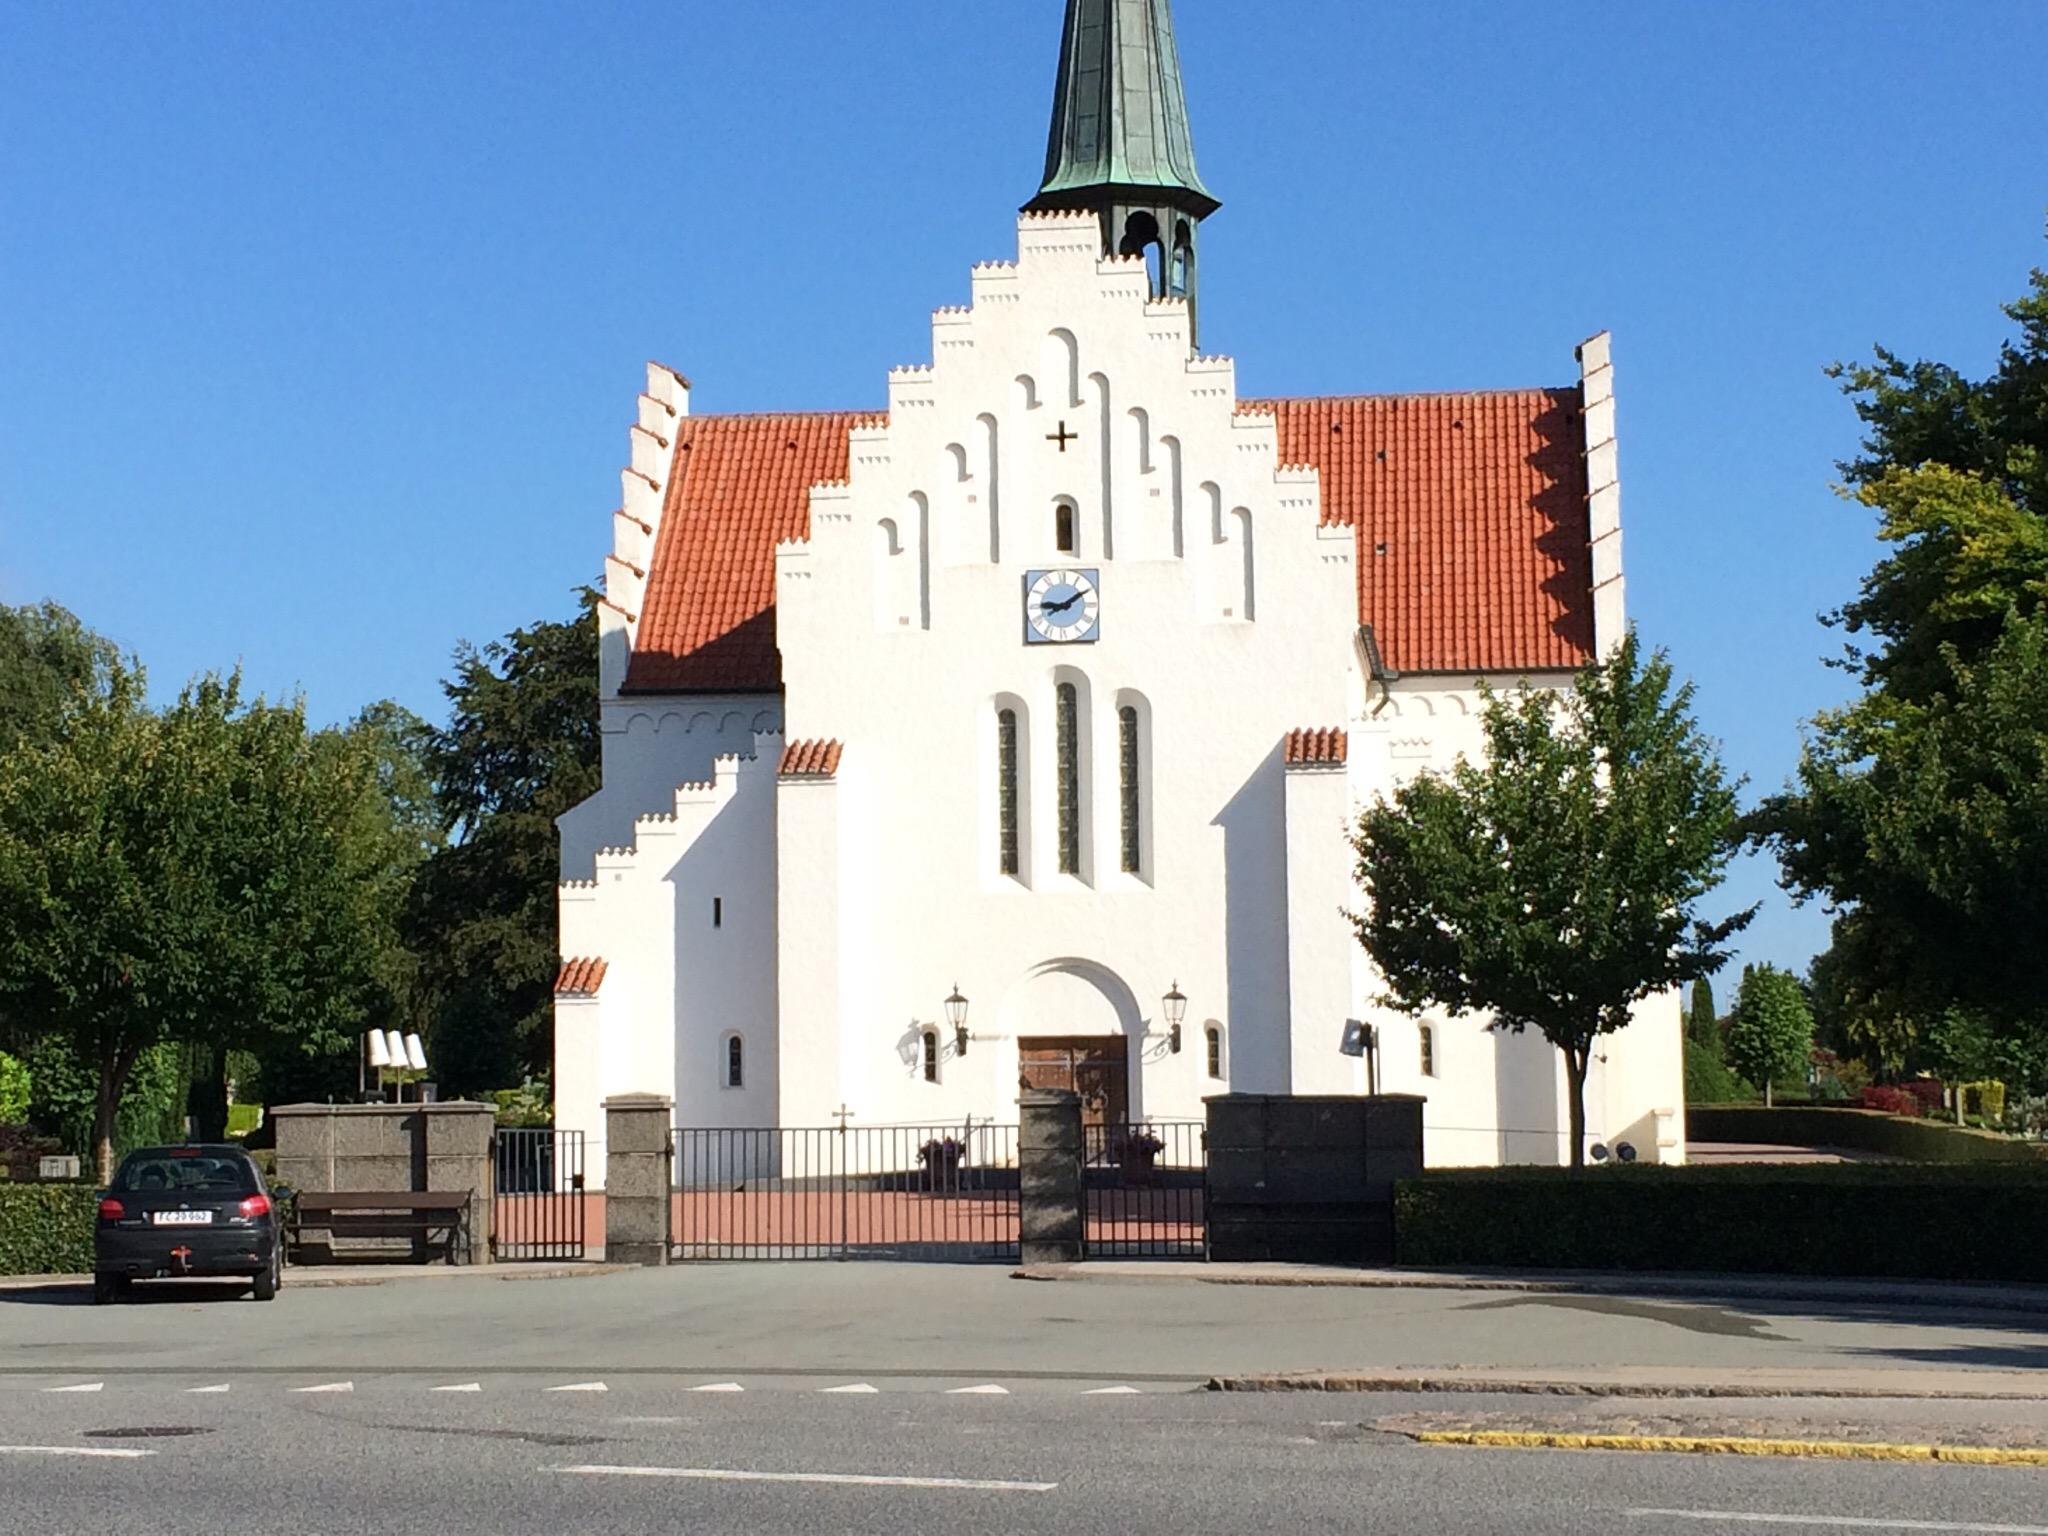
[1205,1374,2048,1402]
[1409,1429,2048,1466]
[0,1264,627,1293]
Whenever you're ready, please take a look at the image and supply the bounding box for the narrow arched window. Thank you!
[922,1030,940,1084]
[1055,501,1077,554]
[1118,705,1141,874]
[997,707,1020,876]
[1419,1024,1436,1079]
[1056,682,1080,875]
[723,1033,744,1089]
[1205,1024,1223,1080]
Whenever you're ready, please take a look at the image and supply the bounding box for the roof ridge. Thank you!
[1239,386,1577,408]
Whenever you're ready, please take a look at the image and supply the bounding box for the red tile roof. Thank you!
[623,412,882,693]
[622,389,1591,692]
[778,738,843,778]
[1283,727,1348,766]
[554,957,608,996]
[1241,391,1593,673]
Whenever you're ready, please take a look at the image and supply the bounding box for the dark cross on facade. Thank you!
[1046,420,1077,452]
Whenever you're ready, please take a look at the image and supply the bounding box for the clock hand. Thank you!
[1042,592,1082,616]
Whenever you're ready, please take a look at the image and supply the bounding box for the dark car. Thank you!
[94,1144,282,1304]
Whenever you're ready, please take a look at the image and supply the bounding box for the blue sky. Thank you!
[4,1,2045,986]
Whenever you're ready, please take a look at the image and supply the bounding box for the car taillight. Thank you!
[238,1193,271,1219]
[98,1197,125,1221]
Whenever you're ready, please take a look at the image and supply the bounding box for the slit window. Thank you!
[1056,682,1080,874]
[712,896,722,928]
[1205,1025,1223,1080]
[997,707,1020,876]
[1055,501,1076,554]
[1419,1024,1436,1079]
[923,1029,940,1083]
[1118,705,1141,874]
[723,1034,744,1089]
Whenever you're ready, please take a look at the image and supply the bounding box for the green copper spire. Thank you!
[1025,0,1221,341]
[1030,0,1219,216]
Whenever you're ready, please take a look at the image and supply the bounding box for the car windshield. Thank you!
[112,1152,255,1193]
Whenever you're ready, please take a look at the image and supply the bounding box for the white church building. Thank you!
[553,0,1683,1170]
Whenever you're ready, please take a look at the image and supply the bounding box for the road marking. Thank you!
[0,1446,155,1460]
[546,1381,608,1393]
[690,1383,744,1393]
[1631,1512,2048,1533]
[187,1384,231,1394]
[946,1384,1009,1395]
[291,1382,353,1394]
[551,1465,1056,1493]
[43,1383,103,1394]
[1084,1386,1140,1395]
[819,1383,880,1394]
[432,1383,483,1393]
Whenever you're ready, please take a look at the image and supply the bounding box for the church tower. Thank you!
[1023,0,1221,345]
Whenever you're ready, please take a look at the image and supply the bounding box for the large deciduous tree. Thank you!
[1753,259,2048,1070]
[407,588,599,1095]
[1350,633,1752,1167]
[0,662,395,1178]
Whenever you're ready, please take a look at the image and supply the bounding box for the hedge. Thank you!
[0,1184,97,1276]
[1394,1164,2048,1282]
[1687,1105,2048,1164]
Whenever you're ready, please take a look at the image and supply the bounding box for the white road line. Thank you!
[946,1384,1009,1395]
[1630,1510,2048,1534]
[1083,1386,1140,1395]
[819,1383,880,1394]
[42,1383,103,1394]
[186,1384,231,1394]
[546,1381,608,1393]
[291,1382,353,1394]
[551,1465,1056,1493]
[689,1383,745,1393]
[432,1383,483,1393]
[0,1446,155,1459]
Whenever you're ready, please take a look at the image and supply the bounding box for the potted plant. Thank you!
[917,1136,964,1191]
[1114,1126,1165,1182]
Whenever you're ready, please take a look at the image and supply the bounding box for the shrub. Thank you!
[0,1184,97,1276]
[1395,1164,2048,1282]
[0,1053,29,1124]
[1861,1085,1921,1117]
[1904,1078,1945,1115]
[0,1124,65,1182]
[1684,1040,1751,1104]
[226,1104,263,1137]
[1962,1080,2009,1125]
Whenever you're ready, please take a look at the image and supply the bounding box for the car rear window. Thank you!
[113,1151,257,1193]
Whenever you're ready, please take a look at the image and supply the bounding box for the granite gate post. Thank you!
[1204,1093,1425,1264]
[603,1093,673,1265]
[1018,1088,1085,1265]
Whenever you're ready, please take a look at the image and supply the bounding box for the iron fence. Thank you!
[672,1123,1022,1262]
[492,1127,587,1260]
[1083,1120,1206,1258]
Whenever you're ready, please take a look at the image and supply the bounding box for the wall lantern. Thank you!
[945,985,970,1056]
[1162,981,1187,1054]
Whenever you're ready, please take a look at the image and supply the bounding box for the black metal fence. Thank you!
[492,1127,587,1260]
[1083,1120,1206,1258]
[672,1123,1021,1262]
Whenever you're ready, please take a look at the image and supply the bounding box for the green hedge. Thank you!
[1688,1105,2048,1164]
[1395,1165,2048,1282]
[0,1184,97,1276]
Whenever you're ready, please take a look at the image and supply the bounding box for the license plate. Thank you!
[151,1210,214,1226]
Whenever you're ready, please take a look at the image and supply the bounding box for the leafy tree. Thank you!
[1351,633,1752,1166]
[24,1036,187,1159]
[0,1050,28,1124]
[408,588,599,1094]
[0,601,118,755]
[1725,964,1814,1107]
[1757,260,2048,1062]
[0,662,397,1178]
[1685,977,1718,1047]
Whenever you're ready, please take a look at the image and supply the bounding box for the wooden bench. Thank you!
[287,1190,473,1265]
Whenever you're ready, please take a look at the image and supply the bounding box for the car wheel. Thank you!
[92,1274,126,1306]
[251,1251,279,1302]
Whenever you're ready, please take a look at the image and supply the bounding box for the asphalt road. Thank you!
[2,1262,2044,1386]
[3,1384,2046,1536]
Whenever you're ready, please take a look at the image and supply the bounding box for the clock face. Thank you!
[1023,567,1101,644]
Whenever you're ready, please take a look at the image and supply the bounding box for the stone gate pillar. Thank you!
[1018,1088,1085,1266]
[603,1093,673,1266]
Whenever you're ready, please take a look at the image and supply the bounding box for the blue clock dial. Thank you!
[1023,567,1101,644]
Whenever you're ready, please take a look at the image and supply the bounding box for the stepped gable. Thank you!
[623,410,881,693]
[1283,727,1347,766]
[554,957,608,996]
[1242,390,1593,674]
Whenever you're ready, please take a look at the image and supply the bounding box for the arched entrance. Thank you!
[998,959,1146,1128]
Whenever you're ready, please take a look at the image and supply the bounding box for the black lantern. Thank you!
[945,984,969,1056]
[1163,980,1187,1054]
